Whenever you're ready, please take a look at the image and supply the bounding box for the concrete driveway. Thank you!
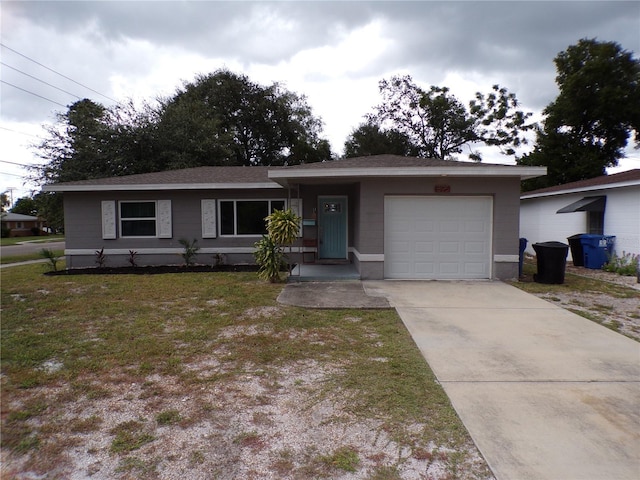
[364,280,640,480]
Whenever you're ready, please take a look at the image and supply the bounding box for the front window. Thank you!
[219,200,285,236]
[120,201,156,237]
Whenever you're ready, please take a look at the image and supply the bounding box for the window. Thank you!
[120,201,157,237]
[219,200,285,236]
[588,211,604,235]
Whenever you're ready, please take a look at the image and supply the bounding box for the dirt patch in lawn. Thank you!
[516,263,640,341]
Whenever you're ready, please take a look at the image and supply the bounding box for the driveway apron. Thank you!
[364,280,640,480]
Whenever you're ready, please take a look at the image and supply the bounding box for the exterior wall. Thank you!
[1,220,43,237]
[63,189,290,268]
[520,185,639,260]
[356,176,522,280]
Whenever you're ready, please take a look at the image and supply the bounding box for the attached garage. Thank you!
[384,196,493,279]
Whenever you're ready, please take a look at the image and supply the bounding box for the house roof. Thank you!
[521,169,640,199]
[1,212,40,222]
[41,166,277,192]
[268,155,546,185]
[42,155,546,192]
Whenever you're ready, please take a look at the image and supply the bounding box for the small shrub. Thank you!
[179,238,200,267]
[212,252,225,267]
[95,248,107,268]
[1,225,11,237]
[127,250,138,268]
[40,248,60,272]
[320,445,360,472]
[254,235,284,283]
[603,251,639,276]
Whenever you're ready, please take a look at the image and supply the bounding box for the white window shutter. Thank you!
[289,198,303,237]
[101,201,116,239]
[201,199,217,238]
[157,200,172,238]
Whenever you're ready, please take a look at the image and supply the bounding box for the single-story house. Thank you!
[520,169,640,260]
[1,212,44,237]
[42,155,546,280]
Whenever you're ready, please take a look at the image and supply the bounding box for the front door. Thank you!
[318,196,347,259]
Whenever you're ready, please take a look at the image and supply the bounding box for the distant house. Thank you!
[520,169,640,260]
[1,212,44,237]
[42,155,545,280]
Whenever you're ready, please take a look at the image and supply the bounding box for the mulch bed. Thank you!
[45,264,262,276]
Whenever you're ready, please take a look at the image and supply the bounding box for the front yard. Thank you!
[1,265,492,479]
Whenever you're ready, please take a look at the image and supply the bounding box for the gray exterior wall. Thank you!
[63,189,292,268]
[354,176,522,280]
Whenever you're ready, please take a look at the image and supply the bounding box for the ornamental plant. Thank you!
[254,208,300,282]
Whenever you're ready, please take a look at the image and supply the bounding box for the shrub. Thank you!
[1,225,11,238]
[603,251,639,276]
[95,248,107,268]
[40,248,61,272]
[127,250,138,268]
[179,238,200,267]
[254,208,300,283]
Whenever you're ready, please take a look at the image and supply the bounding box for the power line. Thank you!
[0,159,37,168]
[0,126,41,139]
[1,62,81,100]
[0,43,120,105]
[0,80,67,108]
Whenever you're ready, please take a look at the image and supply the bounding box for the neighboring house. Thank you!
[520,169,640,260]
[1,212,44,237]
[42,155,545,280]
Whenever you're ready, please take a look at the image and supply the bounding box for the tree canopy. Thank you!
[33,69,332,186]
[10,197,38,216]
[344,121,417,157]
[346,75,534,161]
[518,39,640,190]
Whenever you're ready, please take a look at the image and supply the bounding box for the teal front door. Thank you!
[318,196,347,259]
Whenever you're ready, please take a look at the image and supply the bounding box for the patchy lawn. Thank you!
[1,265,493,479]
[512,260,640,342]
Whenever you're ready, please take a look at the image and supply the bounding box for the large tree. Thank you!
[519,39,640,190]
[344,121,417,157]
[10,197,38,216]
[366,75,534,161]
[156,70,331,167]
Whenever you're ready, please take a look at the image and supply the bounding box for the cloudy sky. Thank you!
[1,1,639,203]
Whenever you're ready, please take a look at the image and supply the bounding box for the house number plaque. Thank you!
[434,184,451,193]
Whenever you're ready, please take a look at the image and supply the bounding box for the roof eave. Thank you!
[41,182,282,192]
[521,179,640,199]
[268,166,547,183]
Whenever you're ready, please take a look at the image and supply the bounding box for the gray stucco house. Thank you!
[43,155,545,280]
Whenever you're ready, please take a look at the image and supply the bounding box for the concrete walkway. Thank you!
[364,280,640,480]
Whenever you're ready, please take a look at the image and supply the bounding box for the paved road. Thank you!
[1,240,65,258]
[365,280,640,480]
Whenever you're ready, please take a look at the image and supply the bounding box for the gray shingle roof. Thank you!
[523,169,640,196]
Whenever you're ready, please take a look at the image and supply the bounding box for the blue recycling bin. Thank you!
[580,235,616,269]
[518,238,527,277]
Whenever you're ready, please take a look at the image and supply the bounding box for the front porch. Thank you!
[288,263,360,282]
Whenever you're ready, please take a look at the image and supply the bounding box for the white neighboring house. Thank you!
[520,169,640,261]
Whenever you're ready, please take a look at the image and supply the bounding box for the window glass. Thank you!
[237,201,269,235]
[220,201,235,235]
[219,200,285,236]
[120,201,156,237]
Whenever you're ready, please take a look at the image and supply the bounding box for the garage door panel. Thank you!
[385,196,492,279]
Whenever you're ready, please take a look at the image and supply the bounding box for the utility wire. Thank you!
[0,43,120,104]
[0,126,41,138]
[1,62,81,100]
[1,80,67,108]
[0,160,37,167]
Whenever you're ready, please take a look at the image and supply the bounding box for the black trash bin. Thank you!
[567,234,586,267]
[532,241,569,284]
[518,238,528,277]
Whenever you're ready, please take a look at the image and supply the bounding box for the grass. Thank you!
[1,234,64,246]
[0,265,485,478]
[1,250,65,265]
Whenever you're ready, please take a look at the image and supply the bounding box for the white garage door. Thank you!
[384,196,492,279]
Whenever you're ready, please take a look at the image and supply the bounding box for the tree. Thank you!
[156,70,332,167]
[10,197,38,216]
[1,193,10,213]
[344,121,417,157]
[33,192,64,234]
[519,39,640,190]
[369,75,534,161]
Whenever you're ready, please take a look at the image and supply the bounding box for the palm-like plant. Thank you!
[254,208,300,282]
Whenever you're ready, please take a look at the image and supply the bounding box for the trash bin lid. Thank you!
[567,233,586,240]
[533,241,569,248]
